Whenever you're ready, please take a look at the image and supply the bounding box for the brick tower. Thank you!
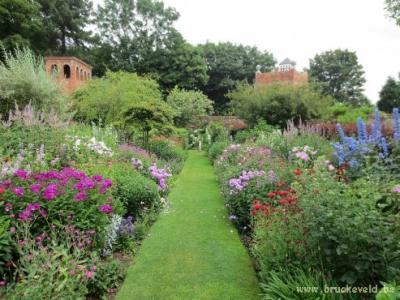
[44,56,92,93]
[255,58,308,85]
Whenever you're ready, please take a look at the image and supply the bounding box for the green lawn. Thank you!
[116,151,261,300]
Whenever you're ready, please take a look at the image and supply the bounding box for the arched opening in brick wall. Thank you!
[63,65,71,78]
[80,69,83,80]
[51,64,58,76]
[76,67,79,80]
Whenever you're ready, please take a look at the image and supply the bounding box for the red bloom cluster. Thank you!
[336,162,349,183]
[268,184,297,206]
[252,200,271,216]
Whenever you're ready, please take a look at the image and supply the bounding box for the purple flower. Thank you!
[93,175,103,182]
[14,169,29,180]
[74,191,88,202]
[13,187,24,197]
[100,179,112,194]
[99,204,113,214]
[30,184,41,194]
[295,151,310,162]
[43,183,58,201]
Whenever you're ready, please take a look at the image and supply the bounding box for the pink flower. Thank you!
[14,169,29,180]
[43,183,58,201]
[0,280,6,286]
[85,270,94,279]
[98,204,112,214]
[295,151,310,162]
[13,187,24,197]
[392,185,400,193]
[30,184,42,194]
[74,191,87,202]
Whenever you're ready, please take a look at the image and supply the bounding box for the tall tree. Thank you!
[385,0,400,26]
[309,49,368,106]
[378,75,400,113]
[96,0,179,71]
[38,0,93,54]
[0,0,44,51]
[95,0,207,92]
[198,42,275,113]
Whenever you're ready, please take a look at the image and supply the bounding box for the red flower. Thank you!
[279,198,289,206]
[0,187,4,194]
[267,192,275,199]
[294,168,302,176]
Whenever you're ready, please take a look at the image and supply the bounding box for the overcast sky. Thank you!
[93,0,400,103]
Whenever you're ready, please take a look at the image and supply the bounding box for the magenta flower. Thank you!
[43,183,58,201]
[85,270,95,279]
[93,175,103,182]
[14,169,29,180]
[13,187,24,197]
[0,280,6,287]
[100,179,112,194]
[98,204,112,214]
[74,191,88,202]
[30,184,42,194]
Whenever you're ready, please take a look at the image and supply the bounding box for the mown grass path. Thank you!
[117,151,260,300]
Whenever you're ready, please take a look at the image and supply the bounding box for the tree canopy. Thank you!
[378,75,400,113]
[198,42,276,113]
[309,49,368,106]
[385,0,400,26]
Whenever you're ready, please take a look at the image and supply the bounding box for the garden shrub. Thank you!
[149,140,187,174]
[228,82,333,128]
[208,140,229,161]
[0,47,67,117]
[328,103,374,124]
[294,159,400,285]
[166,87,214,127]
[85,162,160,218]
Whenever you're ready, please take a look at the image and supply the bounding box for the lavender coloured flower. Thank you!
[149,165,172,191]
[117,216,135,236]
[392,185,400,193]
[228,170,266,193]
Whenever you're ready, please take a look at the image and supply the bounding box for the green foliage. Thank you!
[0,216,14,280]
[378,76,400,113]
[85,162,160,218]
[309,49,368,106]
[0,0,44,52]
[261,269,346,300]
[166,87,214,126]
[328,103,374,123]
[149,140,187,173]
[208,140,230,161]
[9,238,90,299]
[376,282,400,300]
[0,47,67,117]
[198,42,276,113]
[229,83,332,128]
[295,159,400,285]
[38,0,93,54]
[87,258,127,298]
[385,0,400,26]
[73,71,173,132]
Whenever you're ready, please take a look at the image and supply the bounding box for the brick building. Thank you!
[255,58,308,85]
[44,56,92,93]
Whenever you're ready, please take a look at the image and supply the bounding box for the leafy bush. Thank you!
[208,140,229,161]
[73,71,174,130]
[328,103,374,124]
[228,83,333,128]
[149,140,187,173]
[0,47,67,117]
[85,162,160,218]
[294,159,400,285]
[166,87,214,126]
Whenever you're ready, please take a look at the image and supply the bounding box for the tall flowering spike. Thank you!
[379,137,389,158]
[336,124,346,142]
[356,117,368,143]
[393,108,400,142]
[371,109,382,142]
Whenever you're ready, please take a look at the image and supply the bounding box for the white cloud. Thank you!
[93,0,400,103]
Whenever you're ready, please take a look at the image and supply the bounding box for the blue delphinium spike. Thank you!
[393,108,400,142]
[336,123,346,142]
[357,117,368,143]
